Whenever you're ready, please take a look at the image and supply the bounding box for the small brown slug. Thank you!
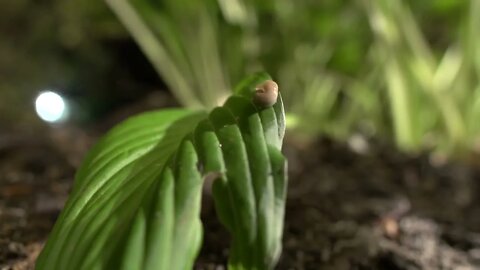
[253,79,279,107]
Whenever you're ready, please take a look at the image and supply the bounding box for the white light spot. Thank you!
[35,91,68,123]
[348,134,369,155]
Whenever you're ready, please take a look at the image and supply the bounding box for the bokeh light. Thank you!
[35,91,68,123]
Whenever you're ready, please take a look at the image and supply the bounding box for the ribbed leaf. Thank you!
[207,72,287,269]
[36,109,207,270]
[37,73,287,270]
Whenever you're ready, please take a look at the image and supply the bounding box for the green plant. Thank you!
[362,0,480,153]
[36,73,287,270]
[106,0,480,155]
[106,0,235,108]
[105,0,370,135]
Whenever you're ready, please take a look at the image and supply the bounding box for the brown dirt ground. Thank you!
[1,128,480,270]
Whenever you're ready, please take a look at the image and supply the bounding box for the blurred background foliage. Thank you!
[1,0,479,156]
[0,0,162,128]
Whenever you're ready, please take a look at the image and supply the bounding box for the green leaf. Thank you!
[121,209,146,270]
[37,74,288,270]
[234,71,271,98]
[36,109,207,270]
[211,95,285,269]
[207,73,287,269]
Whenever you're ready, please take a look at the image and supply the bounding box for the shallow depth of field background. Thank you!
[2,0,479,158]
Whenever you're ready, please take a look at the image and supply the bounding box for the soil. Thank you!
[1,113,480,269]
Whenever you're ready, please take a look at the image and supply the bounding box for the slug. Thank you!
[253,80,279,107]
